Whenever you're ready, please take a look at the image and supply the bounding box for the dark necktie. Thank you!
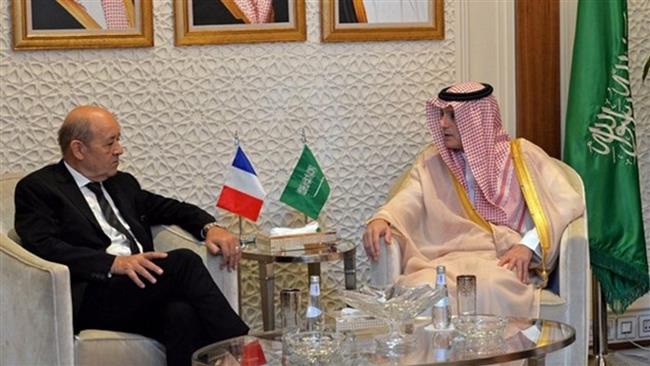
[86,182,141,254]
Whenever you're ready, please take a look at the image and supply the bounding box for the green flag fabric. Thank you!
[564,0,649,313]
[280,145,330,219]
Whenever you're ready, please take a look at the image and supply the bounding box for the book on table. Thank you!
[255,231,337,252]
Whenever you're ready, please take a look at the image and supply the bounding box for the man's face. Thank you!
[439,107,463,150]
[78,112,124,182]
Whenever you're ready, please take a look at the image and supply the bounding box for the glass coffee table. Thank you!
[192,317,575,365]
[241,239,357,331]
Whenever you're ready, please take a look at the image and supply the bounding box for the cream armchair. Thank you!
[369,155,589,366]
[0,172,239,366]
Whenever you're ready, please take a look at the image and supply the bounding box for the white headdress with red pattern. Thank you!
[426,81,527,231]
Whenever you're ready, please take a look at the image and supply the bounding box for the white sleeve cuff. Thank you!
[520,227,542,258]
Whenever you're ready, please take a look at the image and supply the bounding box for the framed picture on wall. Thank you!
[321,0,444,42]
[174,0,306,45]
[11,0,154,50]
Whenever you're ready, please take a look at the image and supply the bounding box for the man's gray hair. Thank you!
[57,116,94,154]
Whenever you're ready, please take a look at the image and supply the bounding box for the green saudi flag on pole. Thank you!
[564,0,649,313]
[280,145,330,219]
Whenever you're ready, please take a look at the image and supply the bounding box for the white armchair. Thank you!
[370,157,589,366]
[0,172,239,366]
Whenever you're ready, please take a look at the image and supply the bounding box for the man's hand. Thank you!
[497,244,533,284]
[362,219,392,262]
[204,226,240,271]
[111,252,168,288]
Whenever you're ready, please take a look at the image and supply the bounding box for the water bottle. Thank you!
[305,275,323,331]
[432,265,451,329]
[432,331,453,361]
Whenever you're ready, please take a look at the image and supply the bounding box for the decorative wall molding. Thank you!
[455,0,516,134]
[559,0,578,150]
[454,0,470,82]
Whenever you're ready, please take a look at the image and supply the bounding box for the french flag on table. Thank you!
[216,146,266,222]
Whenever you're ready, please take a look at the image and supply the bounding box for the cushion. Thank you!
[75,330,165,366]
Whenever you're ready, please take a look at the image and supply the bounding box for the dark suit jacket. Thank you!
[14,161,215,312]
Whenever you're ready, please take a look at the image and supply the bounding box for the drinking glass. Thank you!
[280,288,301,333]
[456,275,477,316]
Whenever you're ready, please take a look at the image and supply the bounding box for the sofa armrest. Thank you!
[556,215,590,358]
[557,216,589,301]
[369,237,402,288]
[151,225,239,313]
[0,234,75,366]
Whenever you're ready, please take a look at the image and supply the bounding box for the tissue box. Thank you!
[335,308,387,332]
[255,231,338,252]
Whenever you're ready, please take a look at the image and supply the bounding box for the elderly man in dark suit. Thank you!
[14,105,248,366]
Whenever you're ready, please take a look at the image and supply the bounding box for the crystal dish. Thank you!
[452,314,507,340]
[341,284,442,354]
[342,284,441,324]
[283,331,342,365]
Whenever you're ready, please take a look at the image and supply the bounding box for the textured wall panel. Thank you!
[1,0,648,330]
[0,0,456,330]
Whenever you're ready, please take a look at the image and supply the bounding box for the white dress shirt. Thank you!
[64,161,143,256]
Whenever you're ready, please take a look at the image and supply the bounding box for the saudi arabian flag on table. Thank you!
[280,145,330,219]
[564,0,649,313]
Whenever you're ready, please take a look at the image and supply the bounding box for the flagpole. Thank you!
[234,133,243,244]
[590,275,611,366]
[300,127,309,225]
[301,128,309,227]
[238,216,243,244]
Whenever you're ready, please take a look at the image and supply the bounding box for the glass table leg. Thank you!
[258,261,275,331]
[343,248,356,290]
[528,355,546,366]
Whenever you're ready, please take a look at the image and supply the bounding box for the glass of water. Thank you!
[456,275,477,316]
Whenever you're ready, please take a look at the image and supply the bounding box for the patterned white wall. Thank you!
[1,0,648,329]
[0,0,456,329]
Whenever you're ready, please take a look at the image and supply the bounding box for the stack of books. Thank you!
[255,231,337,252]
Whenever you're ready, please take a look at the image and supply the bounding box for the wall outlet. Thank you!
[616,317,637,340]
[639,315,650,339]
[591,309,650,344]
